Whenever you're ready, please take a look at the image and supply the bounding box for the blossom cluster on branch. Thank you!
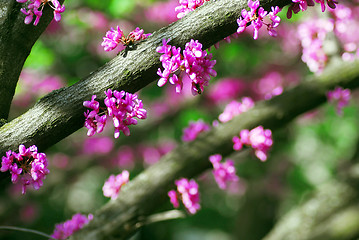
[101,26,151,52]
[17,0,65,26]
[168,178,201,214]
[233,126,273,161]
[1,145,49,194]
[51,213,93,240]
[157,39,217,95]
[83,90,147,138]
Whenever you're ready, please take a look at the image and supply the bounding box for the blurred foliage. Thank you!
[1,0,359,240]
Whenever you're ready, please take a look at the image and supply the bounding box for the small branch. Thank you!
[0,225,56,239]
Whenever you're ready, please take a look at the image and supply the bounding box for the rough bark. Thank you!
[0,0,291,156]
[68,60,359,240]
[262,181,359,240]
[0,0,64,121]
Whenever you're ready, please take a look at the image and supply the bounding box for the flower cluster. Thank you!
[237,0,281,39]
[298,18,333,74]
[327,87,351,116]
[51,213,93,240]
[175,0,210,19]
[157,39,217,95]
[1,145,49,194]
[101,26,151,52]
[218,97,254,123]
[168,178,200,214]
[232,126,273,161]
[83,89,147,138]
[330,4,359,62]
[209,154,239,190]
[17,0,65,26]
[287,0,337,19]
[102,170,130,200]
[182,119,211,142]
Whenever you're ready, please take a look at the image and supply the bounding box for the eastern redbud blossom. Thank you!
[17,0,65,26]
[182,119,211,142]
[287,0,336,18]
[298,18,334,73]
[327,87,351,116]
[175,0,210,19]
[83,90,147,138]
[218,97,254,123]
[237,0,281,39]
[156,39,217,95]
[168,178,201,214]
[51,213,93,240]
[1,145,49,194]
[102,170,130,200]
[209,154,239,190]
[233,126,273,161]
[101,26,151,52]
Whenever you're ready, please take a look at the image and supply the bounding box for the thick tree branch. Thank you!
[68,61,359,240]
[0,0,64,120]
[262,180,359,240]
[0,0,291,156]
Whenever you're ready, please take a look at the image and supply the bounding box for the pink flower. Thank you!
[233,126,273,161]
[327,87,351,116]
[218,97,254,123]
[102,170,130,200]
[168,190,180,208]
[101,26,151,52]
[157,39,216,95]
[182,119,210,142]
[168,178,201,214]
[83,90,147,138]
[0,145,50,194]
[209,154,239,190]
[175,0,210,19]
[237,0,281,39]
[17,0,65,26]
[51,213,93,240]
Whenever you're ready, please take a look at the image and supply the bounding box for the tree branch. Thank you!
[0,0,64,120]
[0,0,291,156]
[262,180,359,240]
[68,60,359,240]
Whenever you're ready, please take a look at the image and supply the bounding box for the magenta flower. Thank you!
[102,170,130,200]
[237,0,281,39]
[17,0,65,26]
[182,119,211,142]
[218,97,254,123]
[83,90,147,138]
[156,39,216,95]
[168,190,180,208]
[168,178,201,214]
[209,154,239,190]
[298,18,334,73]
[327,87,351,116]
[1,145,50,194]
[51,213,93,240]
[101,26,151,52]
[175,0,210,19]
[232,126,273,161]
